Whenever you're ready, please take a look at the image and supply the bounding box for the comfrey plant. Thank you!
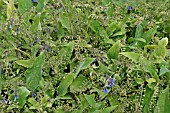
[103,75,116,93]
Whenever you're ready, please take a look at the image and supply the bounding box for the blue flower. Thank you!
[17,28,22,33]
[65,7,68,12]
[35,38,39,43]
[9,24,12,29]
[2,97,7,103]
[32,92,36,97]
[14,95,18,101]
[128,6,132,11]
[103,87,109,93]
[44,44,50,51]
[108,78,116,87]
[32,0,37,3]
[9,18,14,29]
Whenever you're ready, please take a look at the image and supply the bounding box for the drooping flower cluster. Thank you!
[102,76,116,93]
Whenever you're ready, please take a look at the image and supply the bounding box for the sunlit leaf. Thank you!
[157,86,170,113]
[120,52,140,63]
[6,0,17,19]
[107,40,120,59]
[84,94,96,108]
[159,65,170,76]
[25,52,45,90]
[75,58,95,77]
[18,0,32,14]
[15,59,34,68]
[142,86,154,113]
[57,73,74,96]
[70,75,88,93]
[59,12,73,33]
[17,86,30,108]
[135,24,143,39]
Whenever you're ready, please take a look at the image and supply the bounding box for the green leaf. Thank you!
[84,94,96,108]
[15,59,34,68]
[18,0,32,14]
[75,58,95,77]
[36,0,45,12]
[57,73,74,96]
[137,27,157,48]
[102,105,118,113]
[59,12,72,33]
[17,86,30,108]
[140,57,157,77]
[135,78,144,84]
[107,40,120,59]
[99,62,108,73]
[135,24,143,39]
[30,14,42,32]
[120,52,140,63]
[142,86,154,113]
[108,22,117,37]
[6,0,17,19]
[28,98,40,110]
[146,78,156,84]
[70,75,88,93]
[106,5,113,17]
[157,86,170,113]
[88,19,101,33]
[154,38,168,59]
[25,52,45,90]
[159,65,170,76]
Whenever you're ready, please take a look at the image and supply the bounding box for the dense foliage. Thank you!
[0,0,170,113]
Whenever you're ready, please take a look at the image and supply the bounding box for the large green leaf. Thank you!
[25,52,45,90]
[30,14,42,32]
[135,24,143,39]
[137,27,157,48]
[120,52,141,63]
[88,19,101,33]
[70,75,88,93]
[102,105,118,113]
[36,0,46,12]
[18,0,32,14]
[28,98,40,110]
[17,86,30,108]
[54,41,74,72]
[154,37,168,59]
[159,65,170,76]
[75,58,95,77]
[57,73,74,96]
[140,57,157,78]
[142,86,154,113]
[59,12,73,33]
[157,86,170,113]
[84,94,96,108]
[107,40,120,59]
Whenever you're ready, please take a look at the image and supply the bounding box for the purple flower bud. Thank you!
[66,7,68,12]
[32,0,37,3]
[35,38,39,43]
[2,97,7,103]
[32,92,36,97]
[9,18,14,29]
[54,29,57,32]
[128,6,132,11]
[103,87,109,93]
